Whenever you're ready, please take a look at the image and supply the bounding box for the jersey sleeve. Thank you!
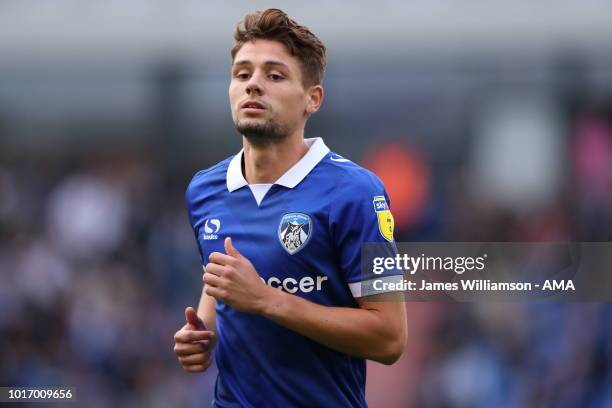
[329,171,404,298]
[185,181,206,267]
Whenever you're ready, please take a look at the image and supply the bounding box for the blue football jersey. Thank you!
[185,138,402,408]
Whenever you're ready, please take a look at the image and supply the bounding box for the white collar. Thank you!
[226,137,330,192]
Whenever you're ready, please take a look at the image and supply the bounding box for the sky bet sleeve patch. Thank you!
[373,196,394,242]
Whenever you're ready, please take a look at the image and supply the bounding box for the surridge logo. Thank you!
[202,218,220,240]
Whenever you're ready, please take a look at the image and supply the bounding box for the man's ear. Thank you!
[305,85,324,116]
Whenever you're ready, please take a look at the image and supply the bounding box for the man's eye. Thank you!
[269,74,283,81]
[236,73,250,80]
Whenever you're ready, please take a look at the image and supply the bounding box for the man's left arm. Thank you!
[204,237,407,365]
[261,286,407,365]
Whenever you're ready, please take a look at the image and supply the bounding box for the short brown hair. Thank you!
[231,9,326,87]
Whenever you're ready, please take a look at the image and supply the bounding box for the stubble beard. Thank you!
[234,118,292,148]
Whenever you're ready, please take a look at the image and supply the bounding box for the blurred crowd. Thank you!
[0,152,216,407]
[1,87,612,408]
[395,101,612,408]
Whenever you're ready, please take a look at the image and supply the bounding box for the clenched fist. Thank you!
[203,237,271,314]
[173,306,215,373]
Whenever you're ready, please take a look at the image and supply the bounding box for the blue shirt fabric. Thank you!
[185,138,401,408]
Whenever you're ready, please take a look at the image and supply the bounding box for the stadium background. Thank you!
[1,1,611,407]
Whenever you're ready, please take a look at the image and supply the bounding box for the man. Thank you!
[174,8,407,407]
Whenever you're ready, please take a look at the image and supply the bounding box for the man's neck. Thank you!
[242,132,309,184]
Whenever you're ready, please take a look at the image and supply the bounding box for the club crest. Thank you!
[278,213,312,255]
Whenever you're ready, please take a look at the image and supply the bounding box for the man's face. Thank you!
[229,39,312,146]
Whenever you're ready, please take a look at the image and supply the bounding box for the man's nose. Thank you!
[246,84,261,96]
[246,73,263,96]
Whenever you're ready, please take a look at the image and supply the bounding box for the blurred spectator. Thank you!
[45,171,130,261]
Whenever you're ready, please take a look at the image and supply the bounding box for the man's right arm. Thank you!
[197,285,217,336]
[173,286,217,373]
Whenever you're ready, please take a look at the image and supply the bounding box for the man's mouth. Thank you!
[241,100,267,112]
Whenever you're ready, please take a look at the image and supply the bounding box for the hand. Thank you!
[173,306,215,373]
[204,237,271,314]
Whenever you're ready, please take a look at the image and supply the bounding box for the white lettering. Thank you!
[542,279,575,291]
[283,278,298,293]
[262,275,328,293]
[316,275,329,290]
[268,277,281,288]
[373,257,384,274]
[299,277,315,293]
